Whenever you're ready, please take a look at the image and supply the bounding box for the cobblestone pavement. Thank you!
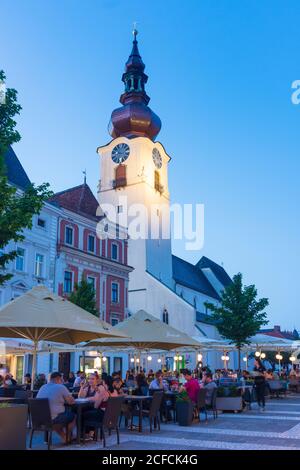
[27,395,300,451]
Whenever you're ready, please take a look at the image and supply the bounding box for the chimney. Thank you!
[274,325,281,332]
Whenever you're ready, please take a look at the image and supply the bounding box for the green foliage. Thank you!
[216,386,240,397]
[176,388,191,403]
[69,278,99,317]
[0,70,52,286]
[205,273,269,349]
[0,70,21,161]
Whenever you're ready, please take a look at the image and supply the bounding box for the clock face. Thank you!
[152,148,162,169]
[111,143,130,164]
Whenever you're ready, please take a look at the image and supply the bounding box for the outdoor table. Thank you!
[71,398,94,445]
[124,395,152,433]
[0,397,26,404]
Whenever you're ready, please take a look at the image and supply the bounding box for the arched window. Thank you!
[154,170,160,191]
[114,164,127,188]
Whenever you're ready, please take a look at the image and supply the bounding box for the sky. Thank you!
[1,0,299,329]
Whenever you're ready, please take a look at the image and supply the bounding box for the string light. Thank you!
[260,353,266,359]
[178,355,183,361]
[130,357,134,363]
[275,353,283,361]
[242,357,247,362]
[197,353,203,362]
[255,351,261,357]
[157,358,162,363]
[289,355,296,362]
[174,355,178,361]
[102,356,107,362]
[147,355,152,361]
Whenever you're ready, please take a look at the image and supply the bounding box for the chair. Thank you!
[0,387,16,397]
[205,388,218,419]
[28,398,69,450]
[194,388,207,422]
[131,391,163,433]
[268,380,286,399]
[83,396,124,448]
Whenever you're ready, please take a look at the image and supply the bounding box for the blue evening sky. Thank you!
[1,0,299,328]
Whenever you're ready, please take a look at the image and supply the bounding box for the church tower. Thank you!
[97,30,174,311]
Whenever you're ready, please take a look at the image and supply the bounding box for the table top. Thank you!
[124,395,152,401]
[0,397,23,402]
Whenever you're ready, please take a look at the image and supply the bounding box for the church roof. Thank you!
[49,184,100,221]
[172,255,220,300]
[4,146,31,190]
[196,256,232,288]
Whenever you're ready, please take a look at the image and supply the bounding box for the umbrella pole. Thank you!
[31,340,38,391]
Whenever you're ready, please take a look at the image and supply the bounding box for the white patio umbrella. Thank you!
[0,285,128,387]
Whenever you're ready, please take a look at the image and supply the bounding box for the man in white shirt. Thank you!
[37,372,76,442]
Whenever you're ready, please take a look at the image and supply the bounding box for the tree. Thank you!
[69,278,99,317]
[0,70,52,285]
[205,272,269,371]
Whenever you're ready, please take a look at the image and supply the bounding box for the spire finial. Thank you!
[82,168,87,185]
[132,21,138,40]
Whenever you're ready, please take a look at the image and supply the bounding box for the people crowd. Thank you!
[1,359,300,444]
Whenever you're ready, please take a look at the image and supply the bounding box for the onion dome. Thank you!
[109,29,161,141]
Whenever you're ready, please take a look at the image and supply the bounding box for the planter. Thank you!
[176,401,193,426]
[216,396,243,412]
[0,404,28,450]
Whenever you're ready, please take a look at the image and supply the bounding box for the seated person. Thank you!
[73,370,85,388]
[136,373,149,395]
[34,373,47,390]
[111,378,125,396]
[203,373,217,405]
[147,369,155,383]
[265,369,274,380]
[37,372,75,442]
[181,369,200,403]
[149,371,169,391]
[81,380,110,438]
[78,373,99,398]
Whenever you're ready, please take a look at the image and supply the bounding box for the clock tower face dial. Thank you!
[111,143,130,163]
[152,148,162,169]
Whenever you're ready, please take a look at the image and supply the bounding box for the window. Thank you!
[87,276,96,291]
[87,234,95,253]
[35,253,44,278]
[162,309,169,324]
[111,317,119,326]
[117,205,123,214]
[64,271,73,293]
[16,248,25,271]
[154,170,160,191]
[111,282,119,303]
[37,218,46,228]
[114,164,127,188]
[111,243,118,261]
[65,226,73,245]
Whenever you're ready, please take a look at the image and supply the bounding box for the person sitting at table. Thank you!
[81,378,110,439]
[67,372,75,386]
[181,369,200,404]
[203,373,217,405]
[78,373,100,398]
[147,369,155,383]
[37,371,76,443]
[149,371,169,391]
[34,373,47,390]
[111,378,125,396]
[23,373,32,390]
[265,369,275,380]
[136,373,149,396]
